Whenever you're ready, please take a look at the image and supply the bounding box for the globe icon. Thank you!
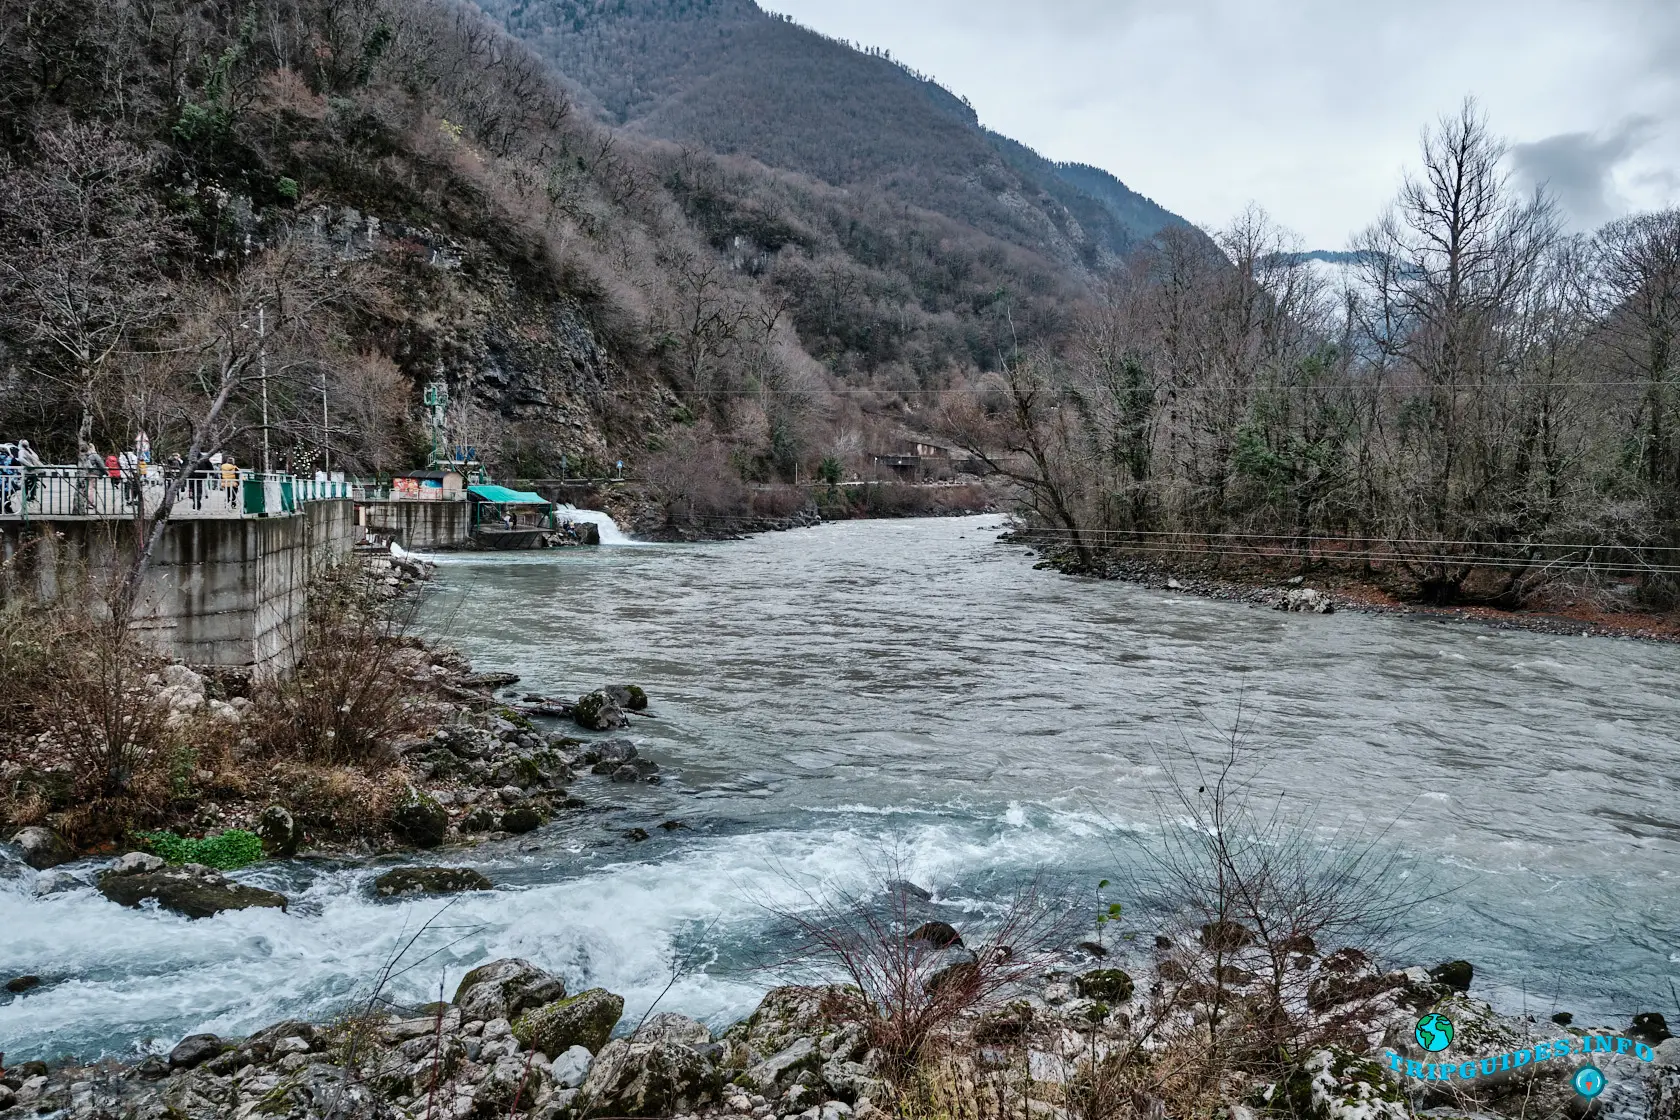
[1415,1013,1454,1052]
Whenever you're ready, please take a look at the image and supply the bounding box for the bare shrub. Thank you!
[251,560,431,768]
[764,856,1079,1077]
[1112,717,1434,1083]
[639,422,750,528]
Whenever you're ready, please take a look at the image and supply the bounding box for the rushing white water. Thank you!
[553,504,637,546]
[3,516,1678,1062]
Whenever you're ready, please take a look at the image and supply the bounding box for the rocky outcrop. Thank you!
[96,860,288,919]
[579,1037,715,1117]
[9,826,74,870]
[373,867,493,897]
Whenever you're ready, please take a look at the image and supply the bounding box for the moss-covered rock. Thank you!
[97,864,288,919]
[256,806,300,858]
[1260,1048,1407,1120]
[500,804,546,834]
[373,867,493,897]
[1073,968,1134,1003]
[512,988,624,1056]
[573,690,629,731]
[390,788,449,848]
[1430,959,1473,993]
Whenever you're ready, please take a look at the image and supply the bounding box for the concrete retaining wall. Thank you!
[357,499,473,550]
[0,500,356,674]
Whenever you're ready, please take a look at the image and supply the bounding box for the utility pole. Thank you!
[321,371,330,477]
[259,305,270,473]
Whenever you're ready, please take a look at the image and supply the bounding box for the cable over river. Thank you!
[3,516,1677,1062]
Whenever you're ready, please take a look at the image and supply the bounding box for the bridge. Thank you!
[0,466,360,521]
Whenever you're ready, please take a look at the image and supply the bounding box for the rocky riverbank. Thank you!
[4,924,1676,1120]
[1014,537,1680,644]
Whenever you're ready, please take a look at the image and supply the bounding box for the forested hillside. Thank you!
[0,0,1188,504]
[473,0,1199,270]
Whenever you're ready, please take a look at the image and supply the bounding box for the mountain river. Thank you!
[3,516,1678,1062]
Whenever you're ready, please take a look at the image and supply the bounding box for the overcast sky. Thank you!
[760,0,1680,248]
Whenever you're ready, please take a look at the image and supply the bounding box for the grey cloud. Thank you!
[1508,116,1658,229]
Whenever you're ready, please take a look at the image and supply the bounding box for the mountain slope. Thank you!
[475,0,1202,271]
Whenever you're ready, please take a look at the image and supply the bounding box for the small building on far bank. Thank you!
[391,470,466,499]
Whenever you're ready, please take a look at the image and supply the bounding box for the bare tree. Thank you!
[1355,98,1561,601]
[0,125,183,458]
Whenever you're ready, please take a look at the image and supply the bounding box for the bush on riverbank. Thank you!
[0,557,456,854]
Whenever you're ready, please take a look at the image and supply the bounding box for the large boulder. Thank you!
[390,787,449,848]
[97,863,288,919]
[513,988,624,1056]
[10,827,74,870]
[373,867,493,897]
[452,959,567,1022]
[578,1037,716,1117]
[256,806,300,858]
[718,986,840,1065]
[909,921,963,948]
[605,685,649,712]
[572,690,629,731]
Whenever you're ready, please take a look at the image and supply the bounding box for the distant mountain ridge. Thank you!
[474,0,1201,271]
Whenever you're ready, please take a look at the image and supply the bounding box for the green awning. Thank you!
[467,484,551,505]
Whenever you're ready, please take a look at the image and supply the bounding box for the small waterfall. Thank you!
[554,504,636,545]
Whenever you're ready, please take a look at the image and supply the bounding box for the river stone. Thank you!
[551,1044,593,1089]
[10,826,74,870]
[97,864,288,919]
[257,805,300,857]
[453,958,566,1022]
[1073,969,1134,1003]
[1429,959,1473,992]
[374,867,493,897]
[909,920,963,948]
[111,851,165,875]
[610,758,660,782]
[1633,1012,1673,1043]
[513,987,624,1056]
[169,1033,230,1070]
[579,1037,714,1117]
[573,690,629,731]
[925,946,980,994]
[500,804,545,834]
[605,685,649,711]
[460,806,499,833]
[390,787,449,848]
[1200,920,1255,951]
[6,974,41,993]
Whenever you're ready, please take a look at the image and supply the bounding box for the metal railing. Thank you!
[0,466,358,521]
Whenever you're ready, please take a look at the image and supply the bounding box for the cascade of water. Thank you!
[553,505,636,545]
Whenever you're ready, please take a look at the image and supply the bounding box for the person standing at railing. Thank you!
[0,444,17,515]
[16,440,42,508]
[117,448,138,507]
[81,444,104,514]
[220,456,239,509]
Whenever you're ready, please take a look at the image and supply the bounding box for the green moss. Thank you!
[138,829,265,870]
[494,707,536,731]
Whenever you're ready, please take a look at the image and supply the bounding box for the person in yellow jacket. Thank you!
[220,457,239,507]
